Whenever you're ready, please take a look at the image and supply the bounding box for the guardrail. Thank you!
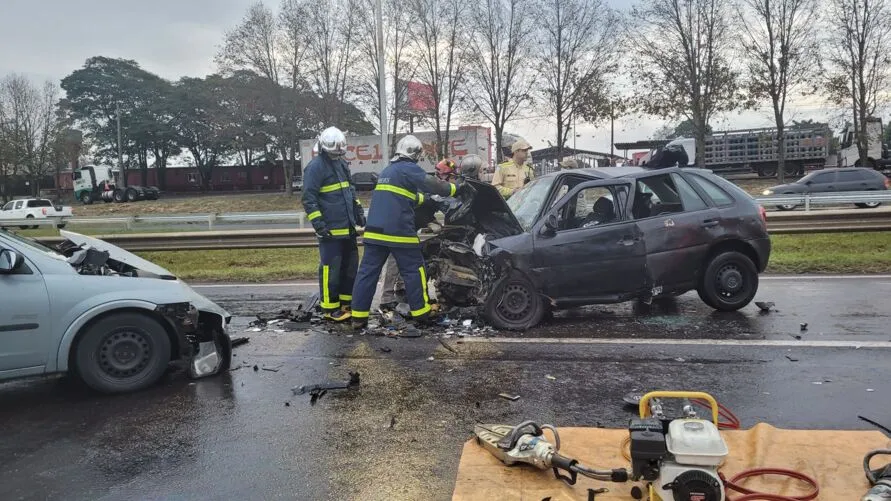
[756,190,891,210]
[25,209,891,251]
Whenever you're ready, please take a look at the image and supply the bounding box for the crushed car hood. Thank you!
[60,230,176,279]
[446,179,524,238]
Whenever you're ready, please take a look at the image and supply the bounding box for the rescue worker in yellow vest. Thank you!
[302,126,365,322]
[350,136,461,329]
[492,139,535,199]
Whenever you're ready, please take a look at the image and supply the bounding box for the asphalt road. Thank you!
[2,275,890,501]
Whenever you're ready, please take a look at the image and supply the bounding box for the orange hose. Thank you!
[721,468,820,501]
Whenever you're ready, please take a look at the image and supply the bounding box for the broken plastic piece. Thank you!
[498,393,520,401]
[396,303,411,318]
[231,337,250,348]
[463,319,473,328]
[800,323,808,331]
[292,371,361,396]
[755,301,774,312]
[545,374,557,381]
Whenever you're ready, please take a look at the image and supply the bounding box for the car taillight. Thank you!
[885,177,890,189]
[759,206,767,225]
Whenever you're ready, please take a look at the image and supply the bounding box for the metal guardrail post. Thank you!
[208,213,216,230]
[805,194,810,211]
[298,213,304,228]
[126,217,135,231]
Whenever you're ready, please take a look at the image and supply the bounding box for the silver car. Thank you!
[0,230,232,393]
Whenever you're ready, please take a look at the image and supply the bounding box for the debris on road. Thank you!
[545,375,557,381]
[427,356,435,361]
[389,416,397,429]
[438,338,458,353]
[231,337,250,348]
[790,334,802,340]
[380,346,392,353]
[498,393,520,401]
[800,323,808,331]
[292,371,361,398]
[785,355,799,362]
[253,365,259,372]
[755,301,775,313]
[262,365,282,372]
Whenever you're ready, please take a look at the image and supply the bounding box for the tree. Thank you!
[536,0,620,159]
[467,0,536,162]
[630,0,745,167]
[355,0,418,141]
[741,0,820,183]
[216,2,282,84]
[826,0,891,167]
[172,76,234,190]
[410,0,469,157]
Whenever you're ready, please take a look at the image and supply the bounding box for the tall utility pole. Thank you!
[116,103,124,186]
[610,102,615,160]
[375,0,389,166]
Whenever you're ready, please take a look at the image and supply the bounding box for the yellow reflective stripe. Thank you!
[330,228,350,236]
[352,310,370,319]
[356,200,362,206]
[339,294,352,301]
[363,231,420,244]
[419,266,429,304]
[320,181,350,193]
[411,304,431,317]
[417,193,425,206]
[322,265,331,306]
[449,183,457,197]
[307,210,322,220]
[376,183,417,201]
[321,301,341,309]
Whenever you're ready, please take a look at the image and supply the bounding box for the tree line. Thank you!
[1,0,889,200]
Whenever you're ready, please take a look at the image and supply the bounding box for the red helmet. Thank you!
[435,158,457,179]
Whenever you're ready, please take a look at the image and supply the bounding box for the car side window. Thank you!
[557,186,624,231]
[811,172,835,184]
[1,202,12,211]
[671,174,708,211]
[687,175,734,207]
[837,170,863,182]
[13,201,23,210]
[632,174,686,219]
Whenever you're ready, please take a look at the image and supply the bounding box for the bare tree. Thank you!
[279,0,311,91]
[410,0,469,157]
[216,2,282,84]
[536,0,620,159]
[826,0,891,167]
[630,0,745,166]
[741,0,820,183]
[0,93,16,203]
[467,0,536,162]
[302,0,360,125]
[355,0,417,142]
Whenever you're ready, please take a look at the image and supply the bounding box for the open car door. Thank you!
[530,179,648,305]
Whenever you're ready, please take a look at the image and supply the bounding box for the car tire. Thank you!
[74,312,171,394]
[698,251,759,312]
[776,204,797,211]
[126,188,138,202]
[113,189,125,203]
[20,214,34,230]
[56,224,66,229]
[484,272,545,330]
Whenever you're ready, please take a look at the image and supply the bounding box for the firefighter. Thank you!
[459,154,483,181]
[351,135,461,329]
[492,139,534,198]
[302,126,365,322]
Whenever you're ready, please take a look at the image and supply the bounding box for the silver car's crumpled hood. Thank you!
[60,230,175,278]
[59,230,229,318]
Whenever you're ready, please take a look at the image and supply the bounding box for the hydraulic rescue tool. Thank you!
[473,421,629,486]
[629,391,728,501]
[863,449,891,501]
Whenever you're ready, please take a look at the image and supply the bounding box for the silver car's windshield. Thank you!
[0,229,66,260]
[507,176,557,231]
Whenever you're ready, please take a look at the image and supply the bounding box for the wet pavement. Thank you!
[2,275,891,500]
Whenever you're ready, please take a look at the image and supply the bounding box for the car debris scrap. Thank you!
[291,372,361,403]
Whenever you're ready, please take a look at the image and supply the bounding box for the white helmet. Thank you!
[318,126,346,158]
[394,135,424,162]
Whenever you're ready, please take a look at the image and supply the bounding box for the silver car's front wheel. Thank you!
[75,312,171,393]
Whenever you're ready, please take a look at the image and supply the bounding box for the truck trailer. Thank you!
[653,126,832,177]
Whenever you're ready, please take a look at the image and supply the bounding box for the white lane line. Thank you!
[459,337,891,349]
[761,275,891,280]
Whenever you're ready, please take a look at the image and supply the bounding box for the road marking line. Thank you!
[192,282,316,289]
[459,337,891,349]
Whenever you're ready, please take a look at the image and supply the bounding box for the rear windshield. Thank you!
[26,199,53,208]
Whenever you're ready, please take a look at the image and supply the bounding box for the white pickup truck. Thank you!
[0,198,73,229]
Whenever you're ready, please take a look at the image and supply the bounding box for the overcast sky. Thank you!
[0,0,841,156]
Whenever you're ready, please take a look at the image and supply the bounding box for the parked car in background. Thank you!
[425,167,771,329]
[291,176,303,191]
[0,198,72,230]
[0,230,232,394]
[352,172,379,191]
[762,167,890,210]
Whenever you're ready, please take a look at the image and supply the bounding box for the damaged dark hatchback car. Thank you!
[424,167,771,330]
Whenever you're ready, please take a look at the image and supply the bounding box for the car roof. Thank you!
[540,166,701,180]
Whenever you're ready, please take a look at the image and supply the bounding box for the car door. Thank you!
[0,244,52,373]
[630,172,721,293]
[806,171,838,193]
[836,169,868,191]
[531,179,648,301]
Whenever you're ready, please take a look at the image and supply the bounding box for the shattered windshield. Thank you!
[507,176,557,231]
[0,229,66,261]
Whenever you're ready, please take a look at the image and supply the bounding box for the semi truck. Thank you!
[652,126,832,177]
[837,117,891,171]
[73,165,159,205]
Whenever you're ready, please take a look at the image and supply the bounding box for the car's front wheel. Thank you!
[484,272,545,330]
[74,312,171,393]
[698,251,759,312]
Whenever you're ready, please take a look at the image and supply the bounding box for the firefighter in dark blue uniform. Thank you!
[351,135,460,329]
[302,126,366,322]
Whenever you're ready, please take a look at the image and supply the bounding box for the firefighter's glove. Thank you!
[356,211,367,228]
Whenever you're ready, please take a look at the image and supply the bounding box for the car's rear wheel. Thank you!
[113,189,125,203]
[698,251,759,312]
[74,312,171,393]
[20,214,34,230]
[484,272,545,330]
[80,192,94,205]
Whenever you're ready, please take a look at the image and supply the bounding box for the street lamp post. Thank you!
[375,0,388,166]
